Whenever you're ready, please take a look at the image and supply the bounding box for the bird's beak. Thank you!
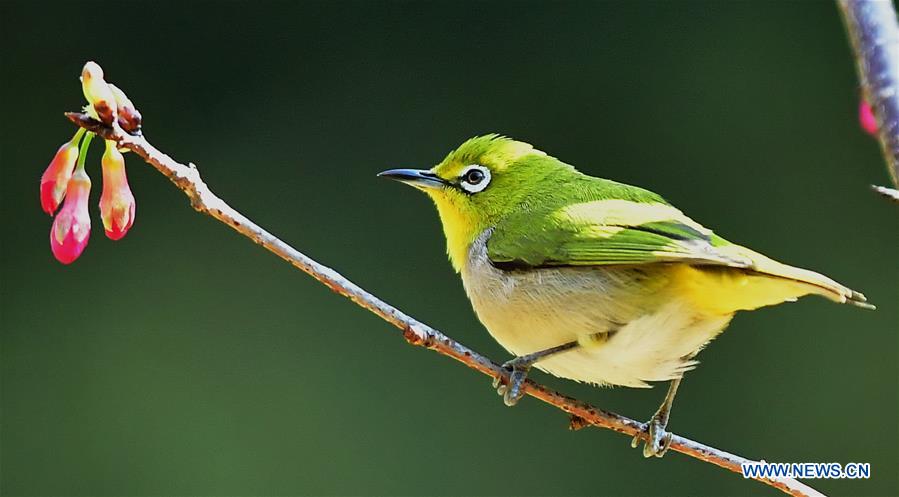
[377,168,448,190]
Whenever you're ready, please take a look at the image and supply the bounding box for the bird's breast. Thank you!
[460,230,664,355]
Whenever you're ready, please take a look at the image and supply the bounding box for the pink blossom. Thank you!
[39,137,80,215]
[50,170,91,264]
[99,140,135,240]
[859,99,878,136]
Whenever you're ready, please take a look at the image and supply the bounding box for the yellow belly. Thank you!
[671,264,812,316]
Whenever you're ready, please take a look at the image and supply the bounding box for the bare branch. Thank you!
[838,0,899,203]
[65,112,826,497]
[872,184,899,201]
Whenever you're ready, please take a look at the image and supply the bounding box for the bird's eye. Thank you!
[464,169,484,184]
[459,165,491,193]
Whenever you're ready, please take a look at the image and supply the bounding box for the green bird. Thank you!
[379,135,872,457]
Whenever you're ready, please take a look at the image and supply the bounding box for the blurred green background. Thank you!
[2,1,897,496]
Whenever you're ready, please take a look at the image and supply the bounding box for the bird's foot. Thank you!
[490,342,579,407]
[630,413,673,458]
[491,357,532,407]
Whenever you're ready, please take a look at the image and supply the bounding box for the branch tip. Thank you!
[871,184,899,203]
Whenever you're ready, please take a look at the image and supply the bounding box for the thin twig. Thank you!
[66,112,825,497]
[872,183,899,201]
[838,0,899,203]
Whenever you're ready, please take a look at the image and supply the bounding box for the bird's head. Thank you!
[379,134,576,271]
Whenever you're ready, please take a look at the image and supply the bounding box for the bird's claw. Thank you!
[631,415,673,458]
[493,360,531,407]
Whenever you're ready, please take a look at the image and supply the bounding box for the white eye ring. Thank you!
[459,164,491,193]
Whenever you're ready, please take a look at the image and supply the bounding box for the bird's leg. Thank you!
[631,378,681,458]
[493,341,579,407]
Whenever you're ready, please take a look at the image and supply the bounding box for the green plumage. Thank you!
[487,207,751,269]
[439,136,760,271]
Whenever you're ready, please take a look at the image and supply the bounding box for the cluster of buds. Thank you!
[40,61,140,264]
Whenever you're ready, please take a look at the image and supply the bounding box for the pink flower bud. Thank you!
[99,140,135,240]
[39,136,80,215]
[81,61,117,125]
[108,83,142,133]
[859,99,878,136]
[50,170,91,264]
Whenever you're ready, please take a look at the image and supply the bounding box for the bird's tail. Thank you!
[673,246,873,315]
[716,244,874,310]
[746,256,873,309]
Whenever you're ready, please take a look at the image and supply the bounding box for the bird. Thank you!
[378,135,872,457]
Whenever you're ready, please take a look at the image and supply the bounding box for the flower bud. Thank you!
[39,134,81,215]
[81,61,117,125]
[859,99,878,136]
[50,170,91,264]
[108,83,142,133]
[99,140,135,240]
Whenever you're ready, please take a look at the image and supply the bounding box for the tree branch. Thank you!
[66,112,825,497]
[838,0,899,203]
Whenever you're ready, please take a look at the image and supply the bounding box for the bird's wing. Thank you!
[486,198,871,308]
[487,198,753,268]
